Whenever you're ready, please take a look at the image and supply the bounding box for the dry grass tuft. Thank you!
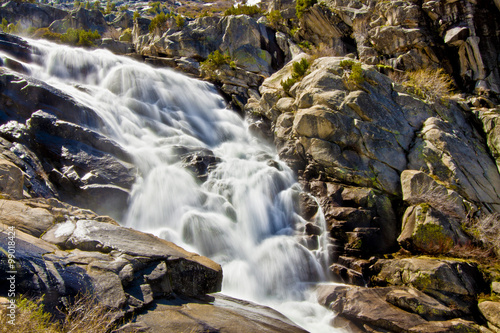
[389,68,454,102]
[0,294,125,333]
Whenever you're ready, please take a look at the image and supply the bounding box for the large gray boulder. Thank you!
[0,197,222,318]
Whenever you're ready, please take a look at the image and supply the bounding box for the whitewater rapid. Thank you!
[2,39,343,332]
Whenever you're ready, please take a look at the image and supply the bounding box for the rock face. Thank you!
[0,197,222,318]
[273,0,500,94]
[134,15,283,76]
[0,1,67,30]
[0,47,136,219]
[247,55,500,266]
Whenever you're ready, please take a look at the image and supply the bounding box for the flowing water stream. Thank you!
[2,39,342,332]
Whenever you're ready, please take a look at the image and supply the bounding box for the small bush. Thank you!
[266,10,282,27]
[60,28,101,46]
[340,59,364,86]
[292,58,310,79]
[133,11,140,20]
[390,68,454,102]
[149,12,166,33]
[201,50,231,71]
[296,0,316,19]
[33,27,62,41]
[280,77,297,94]
[175,15,185,28]
[298,40,311,50]
[224,4,262,16]
[281,58,310,94]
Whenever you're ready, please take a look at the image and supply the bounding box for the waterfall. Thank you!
[2,39,341,332]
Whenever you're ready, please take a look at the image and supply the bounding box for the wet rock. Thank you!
[181,149,221,182]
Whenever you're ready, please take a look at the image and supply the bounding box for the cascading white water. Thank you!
[2,39,343,332]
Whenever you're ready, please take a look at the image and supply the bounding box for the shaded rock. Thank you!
[0,32,32,63]
[101,38,133,54]
[181,149,221,181]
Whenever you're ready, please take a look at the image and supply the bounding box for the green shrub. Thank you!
[119,4,128,11]
[296,0,316,19]
[60,28,101,46]
[200,50,234,78]
[147,1,162,15]
[266,10,282,27]
[175,15,185,28]
[298,40,311,50]
[340,59,364,86]
[291,58,310,79]
[280,77,297,94]
[149,12,166,33]
[281,58,310,94]
[224,4,262,16]
[133,11,140,20]
[33,27,62,41]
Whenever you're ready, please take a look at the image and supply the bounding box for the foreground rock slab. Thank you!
[0,198,222,318]
[119,294,308,333]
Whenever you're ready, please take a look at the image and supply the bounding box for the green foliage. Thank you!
[133,11,140,20]
[74,0,81,8]
[298,40,311,50]
[290,27,299,36]
[281,77,297,94]
[175,15,185,28]
[291,58,310,79]
[340,59,365,86]
[339,59,356,69]
[0,18,8,32]
[147,1,162,14]
[201,50,231,70]
[119,4,128,11]
[281,58,310,94]
[0,294,122,333]
[266,10,282,27]
[85,1,90,9]
[60,28,101,46]
[119,28,132,42]
[149,12,166,32]
[93,0,101,11]
[104,0,116,14]
[224,4,262,16]
[33,27,62,41]
[296,0,316,18]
